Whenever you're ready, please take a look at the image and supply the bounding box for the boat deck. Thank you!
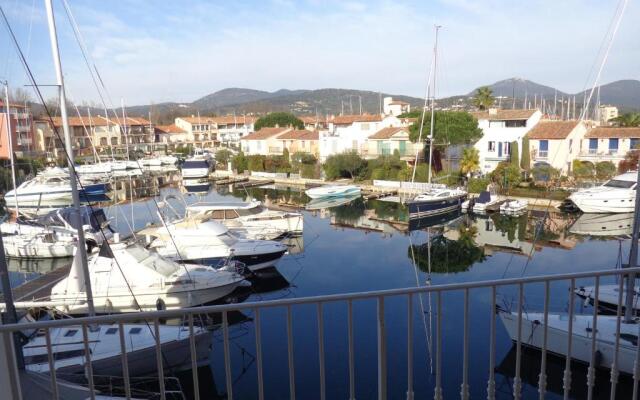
[1,263,71,302]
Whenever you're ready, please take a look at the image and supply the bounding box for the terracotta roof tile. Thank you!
[331,114,382,124]
[210,115,256,125]
[278,129,319,140]
[585,127,640,138]
[241,127,290,141]
[470,109,537,121]
[369,127,408,140]
[388,100,409,105]
[155,124,186,134]
[50,115,150,127]
[527,121,580,140]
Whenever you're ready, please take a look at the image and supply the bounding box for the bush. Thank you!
[595,161,616,181]
[232,151,248,173]
[531,164,560,184]
[490,162,522,190]
[468,178,490,193]
[364,155,405,181]
[300,163,320,179]
[215,149,232,166]
[572,160,594,181]
[254,112,304,131]
[323,152,367,180]
[264,155,291,173]
[247,155,265,172]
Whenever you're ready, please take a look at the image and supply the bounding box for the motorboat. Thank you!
[142,219,288,271]
[23,315,211,376]
[182,178,211,194]
[566,172,637,213]
[305,193,361,210]
[569,213,634,237]
[75,162,112,175]
[139,157,162,167]
[185,199,303,235]
[574,284,639,314]
[43,243,248,315]
[407,186,467,219]
[498,310,639,375]
[463,191,500,214]
[181,157,213,179]
[159,155,179,165]
[499,199,528,215]
[2,232,76,259]
[304,185,361,199]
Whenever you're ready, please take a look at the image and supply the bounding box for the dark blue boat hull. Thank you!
[407,194,466,220]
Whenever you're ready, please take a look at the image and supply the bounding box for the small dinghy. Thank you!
[470,191,501,214]
[500,199,528,215]
[305,185,361,199]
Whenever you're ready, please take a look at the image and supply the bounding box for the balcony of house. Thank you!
[268,146,284,155]
[577,148,626,163]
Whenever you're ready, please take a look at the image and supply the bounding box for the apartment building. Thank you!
[240,127,293,155]
[365,127,423,161]
[277,129,319,156]
[0,101,35,159]
[154,124,188,144]
[577,127,640,168]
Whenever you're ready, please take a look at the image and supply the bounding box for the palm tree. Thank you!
[472,86,495,110]
[611,113,640,127]
[460,147,480,177]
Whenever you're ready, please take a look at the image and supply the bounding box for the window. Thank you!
[632,138,640,150]
[569,139,573,154]
[105,328,118,335]
[129,327,142,335]
[224,210,239,219]
[609,138,619,154]
[505,120,526,128]
[604,179,635,189]
[64,329,78,337]
[589,138,598,154]
[100,137,107,146]
[488,141,496,152]
[538,140,548,158]
[503,142,510,155]
[489,121,505,128]
[111,137,118,145]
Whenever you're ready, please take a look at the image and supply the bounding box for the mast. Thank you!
[121,98,129,159]
[427,25,440,184]
[624,162,640,322]
[2,81,19,216]
[44,0,95,317]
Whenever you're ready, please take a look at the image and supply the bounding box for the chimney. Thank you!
[488,108,498,115]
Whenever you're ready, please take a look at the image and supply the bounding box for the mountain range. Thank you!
[88,78,640,123]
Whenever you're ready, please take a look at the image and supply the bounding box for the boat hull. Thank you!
[3,236,75,259]
[187,249,287,272]
[305,186,361,199]
[407,194,466,219]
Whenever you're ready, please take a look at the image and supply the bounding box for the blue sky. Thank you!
[0,0,638,106]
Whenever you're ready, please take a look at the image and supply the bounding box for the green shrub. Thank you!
[531,164,560,183]
[595,161,616,181]
[490,161,522,190]
[323,152,367,180]
[468,177,490,193]
[232,151,248,173]
[300,163,320,179]
[572,160,594,181]
[215,149,232,166]
[247,155,265,172]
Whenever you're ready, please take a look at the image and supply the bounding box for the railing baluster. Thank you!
[610,277,625,400]
[514,283,523,400]
[45,328,59,400]
[348,299,355,400]
[317,303,326,400]
[435,291,442,400]
[407,293,414,400]
[587,277,600,400]
[487,286,496,400]
[287,305,296,400]
[377,296,387,400]
[154,319,166,400]
[461,288,470,400]
[633,318,640,399]
[254,308,264,400]
[189,314,200,400]
[563,279,576,400]
[223,311,233,400]
[81,323,96,400]
[538,280,550,399]
[117,321,131,400]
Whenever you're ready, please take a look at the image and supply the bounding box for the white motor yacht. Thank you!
[186,200,303,236]
[305,185,361,199]
[2,232,76,259]
[45,244,248,315]
[407,186,467,219]
[142,219,288,271]
[500,199,528,215]
[567,172,637,213]
[569,212,634,237]
[462,191,501,214]
[159,155,178,165]
[181,157,213,179]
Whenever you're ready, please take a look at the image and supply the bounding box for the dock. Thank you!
[1,264,71,302]
[235,179,274,189]
[213,176,249,185]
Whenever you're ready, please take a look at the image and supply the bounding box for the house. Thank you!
[0,101,35,159]
[155,124,188,144]
[578,127,640,168]
[299,115,328,131]
[383,97,410,117]
[527,120,587,174]
[471,108,542,174]
[211,115,255,146]
[277,129,319,156]
[174,116,217,147]
[33,119,64,161]
[598,105,618,126]
[365,127,423,161]
[240,127,292,155]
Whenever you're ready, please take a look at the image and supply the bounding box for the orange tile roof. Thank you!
[278,129,319,140]
[178,116,217,124]
[388,100,409,105]
[241,127,290,141]
[50,115,150,127]
[210,115,256,125]
[470,109,537,121]
[332,114,382,124]
[585,127,640,138]
[155,124,186,134]
[527,121,580,140]
[0,100,27,109]
[369,127,408,140]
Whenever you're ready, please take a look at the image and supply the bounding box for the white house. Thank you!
[212,115,255,146]
[175,116,216,145]
[383,97,410,117]
[240,127,292,155]
[471,108,542,174]
[527,120,587,174]
[578,127,640,168]
[154,124,188,144]
[365,127,423,161]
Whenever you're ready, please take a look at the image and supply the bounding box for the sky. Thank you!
[0,0,638,106]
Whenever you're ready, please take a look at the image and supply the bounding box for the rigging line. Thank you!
[408,231,434,375]
[24,0,35,59]
[411,41,435,183]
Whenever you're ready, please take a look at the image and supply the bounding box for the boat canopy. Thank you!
[29,206,107,231]
[123,244,180,277]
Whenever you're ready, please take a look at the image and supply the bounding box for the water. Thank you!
[5,174,637,399]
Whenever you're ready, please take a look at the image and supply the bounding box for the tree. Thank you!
[254,112,304,131]
[611,113,640,127]
[215,149,232,165]
[282,148,290,162]
[520,136,531,171]
[509,141,519,168]
[619,150,640,173]
[460,147,479,176]
[572,160,595,181]
[472,86,495,110]
[595,161,616,181]
[408,111,482,145]
[10,87,32,104]
[232,151,248,173]
[490,161,521,190]
[531,164,560,184]
[323,152,367,180]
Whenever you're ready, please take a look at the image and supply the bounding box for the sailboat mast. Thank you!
[3,82,19,216]
[44,0,95,317]
[624,163,640,322]
[427,25,440,184]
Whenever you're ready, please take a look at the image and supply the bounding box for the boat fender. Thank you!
[156,298,166,311]
[105,299,113,313]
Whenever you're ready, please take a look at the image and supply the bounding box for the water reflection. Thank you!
[182,178,212,194]
[6,256,70,274]
[569,212,634,237]
[305,193,360,210]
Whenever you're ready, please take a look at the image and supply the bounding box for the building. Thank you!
[527,120,587,174]
[240,127,292,155]
[33,119,64,161]
[299,115,329,131]
[598,105,618,126]
[383,97,410,117]
[578,127,640,168]
[277,129,319,156]
[365,127,423,161]
[211,115,255,146]
[0,101,35,159]
[154,124,188,144]
[471,108,542,174]
[174,116,217,147]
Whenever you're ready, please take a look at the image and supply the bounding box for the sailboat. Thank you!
[406,27,467,220]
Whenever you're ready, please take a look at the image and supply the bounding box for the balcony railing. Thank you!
[0,267,638,399]
[536,150,548,158]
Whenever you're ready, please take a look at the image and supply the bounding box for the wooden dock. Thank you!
[1,264,71,302]
[235,179,274,189]
[361,188,398,200]
[214,176,249,185]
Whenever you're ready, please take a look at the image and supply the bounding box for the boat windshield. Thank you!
[183,160,209,169]
[237,206,263,216]
[603,180,635,189]
[218,232,238,246]
[126,245,178,276]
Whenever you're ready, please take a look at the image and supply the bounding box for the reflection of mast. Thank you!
[408,231,433,375]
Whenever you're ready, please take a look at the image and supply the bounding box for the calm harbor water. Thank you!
[5,172,638,399]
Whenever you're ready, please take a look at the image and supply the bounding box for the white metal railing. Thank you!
[537,150,548,158]
[1,267,639,399]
